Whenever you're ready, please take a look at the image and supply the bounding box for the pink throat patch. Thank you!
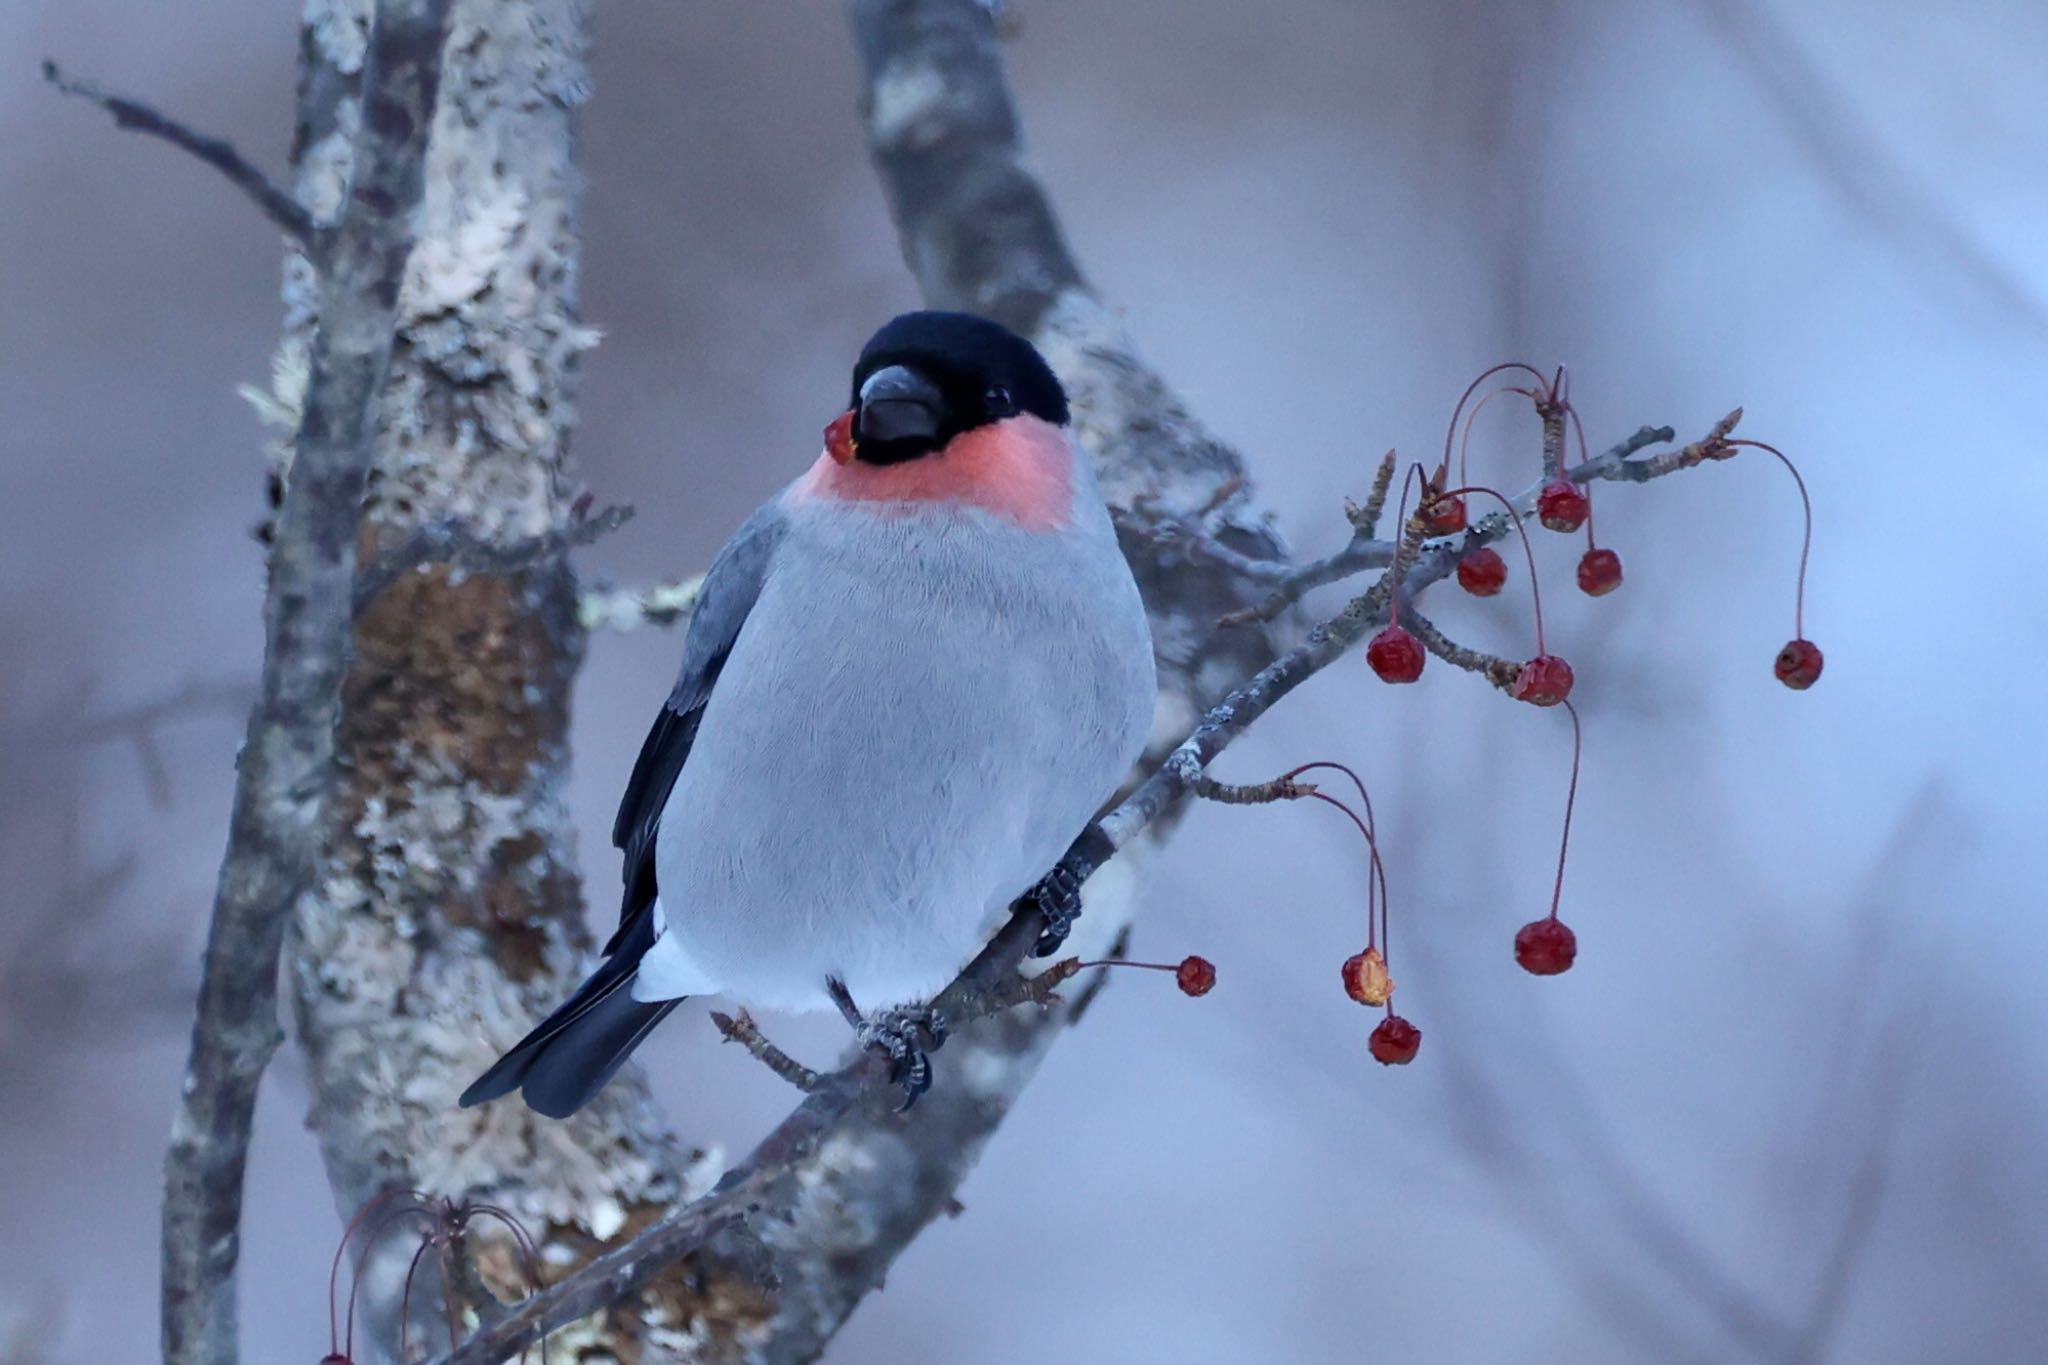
[795,414,1075,533]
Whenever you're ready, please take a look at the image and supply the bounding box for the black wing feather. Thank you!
[603,660,721,954]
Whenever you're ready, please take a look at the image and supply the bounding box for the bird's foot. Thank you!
[856,1004,949,1110]
[1028,862,1087,958]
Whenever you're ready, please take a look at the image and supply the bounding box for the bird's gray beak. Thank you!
[857,365,945,445]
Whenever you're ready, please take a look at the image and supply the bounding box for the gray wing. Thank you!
[604,501,784,952]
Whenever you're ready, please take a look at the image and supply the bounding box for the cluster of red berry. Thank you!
[1348,366,1822,1065]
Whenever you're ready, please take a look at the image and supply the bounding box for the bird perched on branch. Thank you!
[461,311,1156,1117]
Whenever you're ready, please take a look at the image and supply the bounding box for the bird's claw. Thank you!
[858,1005,948,1110]
[1029,863,1086,957]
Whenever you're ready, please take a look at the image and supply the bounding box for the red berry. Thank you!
[1775,638,1823,690]
[1341,948,1393,1006]
[1366,625,1425,683]
[1537,479,1590,533]
[1576,547,1623,596]
[1422,493,1467,535]
[824,410,857,464]
[1511,654,1574,706]
[1175,955,1217,997]
[1513,917,1577,975]
[1368,1014,1422,1065]
[1456,546,1508,596]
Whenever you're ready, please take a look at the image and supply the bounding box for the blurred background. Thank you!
[4,1,2044,1360]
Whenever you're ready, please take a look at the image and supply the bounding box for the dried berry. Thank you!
[1342,947,1394,1006]
[824,410,857,464]
[1775,638,1824,690]
[1511,654,1575,707]
[1514,917,1578,975]
[1176,955,1217,997]
[1456,546,1508,596]
[1366,625,1425,684]
[1537,479,1590,533]
[1577,547,1623,596]
[1368,1014,1422,1065]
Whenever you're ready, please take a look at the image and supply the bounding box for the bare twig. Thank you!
[158,6,453,1364]
[1113,494,1293,584]
[42,61,317,246]
[1349,449,1398,534]
[578,576,703,632]
[710,1011,821,1093]
[1192,773,1320,804]
[1403,610,1521,691]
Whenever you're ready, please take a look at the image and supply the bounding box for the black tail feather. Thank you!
[459,910,678,1118]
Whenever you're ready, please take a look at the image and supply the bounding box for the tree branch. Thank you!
[42,60,318,246]
[156,5,452,1363]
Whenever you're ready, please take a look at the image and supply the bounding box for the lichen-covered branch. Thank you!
[157,4,452,1362]
[270,1,710,1358]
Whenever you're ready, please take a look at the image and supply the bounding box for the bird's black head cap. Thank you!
[845,311,1068,465]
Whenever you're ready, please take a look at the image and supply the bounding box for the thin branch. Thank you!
[42,61,318,246]
[1349,449,1398,534]
[710,1011,821,1093]
[577,575,703,633]
[1403,609,1520,691]
[1192,773,1320,804]
[158,6,453,1364]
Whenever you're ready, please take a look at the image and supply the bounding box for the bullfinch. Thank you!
[461,311,1156,1117]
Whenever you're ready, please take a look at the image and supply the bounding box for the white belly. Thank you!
[637,498,1152,1012]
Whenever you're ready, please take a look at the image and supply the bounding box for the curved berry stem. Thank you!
[1565,403,1600,546]
[397,1228,440,1362]
[329,1189,429,1360]
[1440,361,1550,483]
[1285,761,1389,954]
[1547,700,1583,922]
[463,1203,553,1365]
[344,1202,435,1363]
[1728,439,1814,640]
[1441,484,1550,657]
[1455,384,1535,493]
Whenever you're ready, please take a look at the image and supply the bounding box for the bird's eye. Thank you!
[985,385,1015,418]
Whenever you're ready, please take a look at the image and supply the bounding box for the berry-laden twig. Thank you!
[1200,759,1414,1061]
